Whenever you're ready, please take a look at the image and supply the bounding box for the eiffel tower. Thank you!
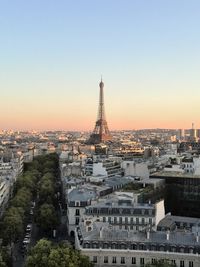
[87,79,112,144]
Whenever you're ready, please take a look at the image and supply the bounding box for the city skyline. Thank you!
[1,1,200,131]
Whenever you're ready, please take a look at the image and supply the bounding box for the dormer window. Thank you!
[75,201,80,206]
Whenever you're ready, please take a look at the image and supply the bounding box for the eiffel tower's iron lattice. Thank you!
[88,79,112,144]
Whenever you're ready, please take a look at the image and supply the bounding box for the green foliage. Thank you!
[0,253,7,267]
[0,153,60,245]
[25,239,93,267]
[2,207,24,243]
[123,182,142,191]
[11,187,32,211]
[36,203,58,232]
[145,259,176,267]
[0,247,12,267]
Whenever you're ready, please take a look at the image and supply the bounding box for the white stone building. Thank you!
[75,220,200,267]
[85,195,165,231]
[0,178,10,217]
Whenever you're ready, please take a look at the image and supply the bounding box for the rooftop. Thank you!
[151,171,200,179]
[79,222,200,246]
[67,188,97,202]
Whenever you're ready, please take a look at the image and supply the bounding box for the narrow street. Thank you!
[12,212,69,267]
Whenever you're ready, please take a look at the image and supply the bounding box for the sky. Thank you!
[1,0,200,131]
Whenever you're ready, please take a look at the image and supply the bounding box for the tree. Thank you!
[39,179,55,204]
[11,187,32,211]
[145,259,176,267]
[2,208,23,244]
[25,239,93,267]
[25,239,52,267]
[36,204,58,233]
[0,247,12,267]
[0,253,7,267]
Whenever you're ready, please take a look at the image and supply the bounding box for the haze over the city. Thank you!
[1,0,200,130]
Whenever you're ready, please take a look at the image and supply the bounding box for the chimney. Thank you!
[166,230,170,240]
[147,230,150,240]
[196,233,199,243]
[100,227,103,239]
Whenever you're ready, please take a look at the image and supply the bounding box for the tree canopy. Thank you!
[25,239,93,267]
[145,260,176,267]
[36,204,58,233]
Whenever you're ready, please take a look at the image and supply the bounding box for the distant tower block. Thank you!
[190,123,197,141]
[88,79,112,144]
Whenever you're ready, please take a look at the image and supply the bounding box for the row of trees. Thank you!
[0,169,40,245]
[33,154,60,235]
[25,239,93,267]
[0,153,60,266]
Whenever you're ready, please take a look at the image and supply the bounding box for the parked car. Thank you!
[26,224,32,233]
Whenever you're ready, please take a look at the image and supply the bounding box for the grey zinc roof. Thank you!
[80,222,200,246]
[68,188,97,202]
[158,215,200,228]
[152,171,200,179]
[86,198,154,209]
[104,176,132,187]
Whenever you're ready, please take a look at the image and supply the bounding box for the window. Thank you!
[149,218,152,224]
[119,217,122,224]
[140,258,144,265]
[103,243,109,249]
[75,218,79,225]
[85,242,90,248]
[151,259,156,264]
[132,257,136,264]
[180,260,184,267]
[142,218,145,224]
[142,209,145,215]
[108,217,111,223]
[189,261,193,267]
[139,244,145,250]
[114,217,117,223]
[189,248,193,253]
[160,245,165,251]
[125,217,128,224]
[75,209,80,216]
[171,260,176,265]
[121,257,125,264]
[103,217,106,222]
[92,256,97,263]
[111,243,117,249]
[75,201,80,206]
[136,218,139,224]
[104,256,108,263]
[131,244,136,250]
[120,243,126,249]
[112,257,117,264]
[171,246,176,252]
[92,243,98,249]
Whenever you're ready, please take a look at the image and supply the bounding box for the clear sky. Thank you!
[1,0,200,131]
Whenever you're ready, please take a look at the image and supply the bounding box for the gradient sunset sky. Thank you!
[1,0,200,131]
